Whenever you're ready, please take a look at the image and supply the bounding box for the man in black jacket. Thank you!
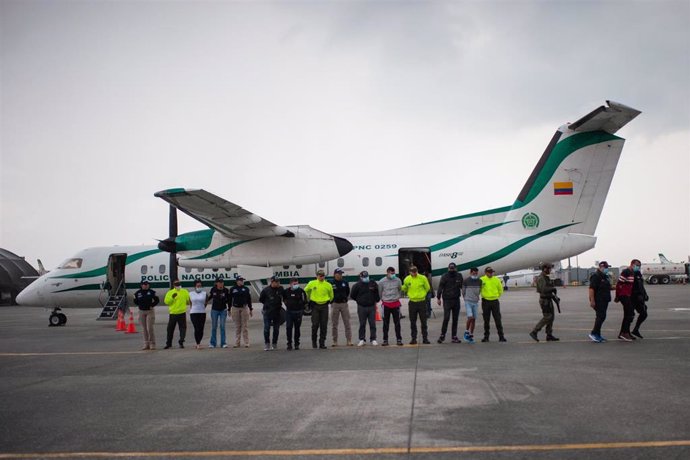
[630,259,649,339]
[133,280,159,350]
[436,262,463,344]
[350,271,380,347]
[206,278,230,348]
[259,276,284,351]
[229,277,253,348]
[283,277,307,350]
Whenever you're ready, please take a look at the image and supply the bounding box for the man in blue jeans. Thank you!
[206,277,230,348]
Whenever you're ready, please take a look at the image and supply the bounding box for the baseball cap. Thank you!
[141,280,149,285]
[316,270,325,276]
[236,276,245,281]
[270,276,279,282]
[215,277,224,283]
[598,261,610,268]
[334,268,344,274]
[360,270,369,277]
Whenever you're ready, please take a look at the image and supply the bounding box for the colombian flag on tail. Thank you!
[553,182,573,195]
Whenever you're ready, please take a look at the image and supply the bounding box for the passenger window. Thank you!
[375,257,382,266]
[296,265,302,269]
[362,257,369,267]
[185,267,192,273]
[212,268,219,272]
[140,265,148,275]
[158,264,165,274]
[337,258,345,268]
[197,268,204,273]
[58,258,83,269]
[283,265,290,269]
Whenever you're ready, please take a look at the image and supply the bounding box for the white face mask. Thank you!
[195,287,202,293]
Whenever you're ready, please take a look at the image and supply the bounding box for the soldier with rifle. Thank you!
[529,262,560,342]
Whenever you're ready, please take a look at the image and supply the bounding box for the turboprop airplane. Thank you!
[17,100,641,323]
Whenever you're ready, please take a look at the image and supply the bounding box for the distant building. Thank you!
[0,249,38,305]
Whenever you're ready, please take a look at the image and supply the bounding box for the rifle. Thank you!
[552,294,561,313]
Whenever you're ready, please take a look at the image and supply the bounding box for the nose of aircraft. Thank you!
[15,281,40,306]
[334,236,354,257]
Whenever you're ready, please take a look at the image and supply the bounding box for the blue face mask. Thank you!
[603,268,610,275]
[362,277,370,283]
[633,265,641,272]
[291,284,299,290]
[387,273,396,279]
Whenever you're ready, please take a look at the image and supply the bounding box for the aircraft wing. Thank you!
[568,100,641,134]
[154,188,294,239]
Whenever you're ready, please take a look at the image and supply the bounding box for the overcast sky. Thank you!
[1,0,689,270]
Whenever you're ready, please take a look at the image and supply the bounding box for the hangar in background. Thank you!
[0,248,38,305]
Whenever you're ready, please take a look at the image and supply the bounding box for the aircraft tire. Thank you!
[58,313,67,325]
[49,313,61,327]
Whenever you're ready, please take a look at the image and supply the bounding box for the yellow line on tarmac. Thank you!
[1,440,689,458]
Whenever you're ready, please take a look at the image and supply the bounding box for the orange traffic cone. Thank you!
[116,310,126,331]
[125,310,138,334]
[375,305,382,322]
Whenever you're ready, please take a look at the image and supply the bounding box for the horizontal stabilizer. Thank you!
[568,100,641,134]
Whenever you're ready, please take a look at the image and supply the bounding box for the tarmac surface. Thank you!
[1,285,689,459]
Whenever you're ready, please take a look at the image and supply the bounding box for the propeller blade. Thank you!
[169,205,178,287]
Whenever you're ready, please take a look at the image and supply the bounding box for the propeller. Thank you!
[157,205,179,288]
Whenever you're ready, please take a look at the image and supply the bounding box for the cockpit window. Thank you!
[58,258,83,269]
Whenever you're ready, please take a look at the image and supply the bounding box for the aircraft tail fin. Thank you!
[659,253,673,264]
[500,101,641,237]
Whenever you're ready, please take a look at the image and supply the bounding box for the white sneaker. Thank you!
[221,344,228,349]
[208,345,215,349]
[270,344,276,350]
[357,340,365,347]
[264,343,270,351]
[371,340,378,346]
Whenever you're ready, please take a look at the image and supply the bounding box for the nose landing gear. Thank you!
[49,307,67,326]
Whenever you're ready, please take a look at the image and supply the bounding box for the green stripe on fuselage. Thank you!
[430,222,577,276]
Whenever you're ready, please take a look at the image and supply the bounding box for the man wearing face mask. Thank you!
[259,276,285,351]
[329,268,352,347]
[588,261,612,343]
[230,277,253,348]
[480,267,505,342]
[436,262,464,344]
[350,271,380,346]
[206,278,230,349]
[529,263,559,342]
[378,266,404,346]
[163,279,190,349]
[283,277,308,350]
[616,260,637,342]
[629,259,649,339]
[402,266,431,345]
[304,270,334,349]
[462,267,481,343]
